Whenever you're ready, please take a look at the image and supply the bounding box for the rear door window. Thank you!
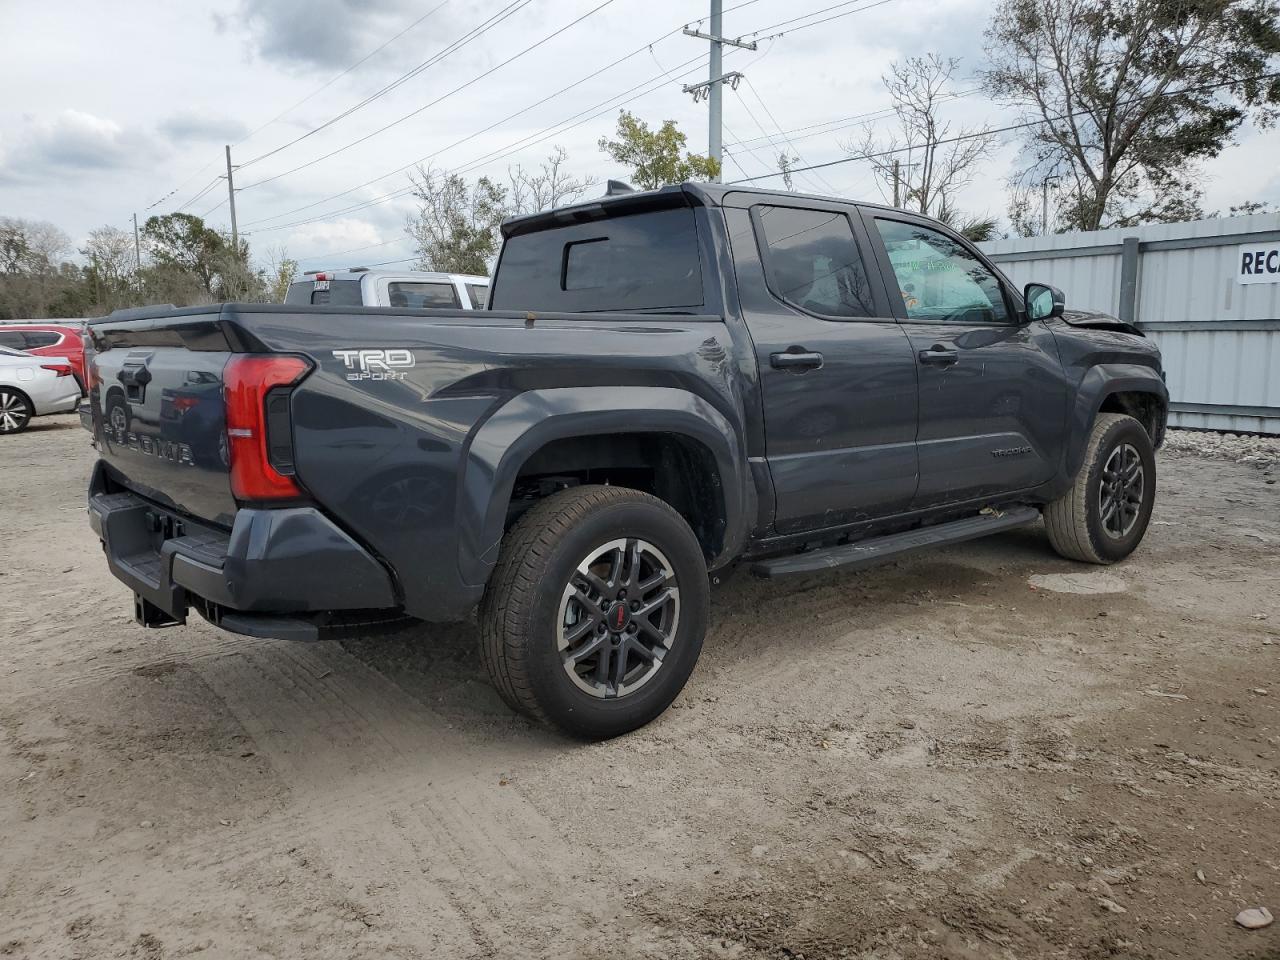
[387,282,461,309]
[491,205,703,313]
[0,331,27,349]
[754,206,876,319]
[22,331,61,348]
[465,283,488,309]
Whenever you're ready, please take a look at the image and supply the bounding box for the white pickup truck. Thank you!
[284,268,489,309]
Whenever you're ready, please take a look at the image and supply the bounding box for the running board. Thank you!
[751,507,1041,579]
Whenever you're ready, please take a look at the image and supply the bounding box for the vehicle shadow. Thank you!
[330,526,1067,732]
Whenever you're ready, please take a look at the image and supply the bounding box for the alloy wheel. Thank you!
[1099,442,1145,538]
[0,391,30,433]
[557,537,681,699]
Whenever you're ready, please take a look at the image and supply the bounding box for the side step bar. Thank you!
[751,506,1041,579]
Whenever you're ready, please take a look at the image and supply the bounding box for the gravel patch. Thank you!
[1163,428,1280,467]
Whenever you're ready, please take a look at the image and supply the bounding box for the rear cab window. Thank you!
[284,279,364,306]
[491,204,704,313]
[387,282,460,309]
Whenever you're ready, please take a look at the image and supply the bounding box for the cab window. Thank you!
[388,281,461,309]
[754,206,876,319]
[874,218,1010,324]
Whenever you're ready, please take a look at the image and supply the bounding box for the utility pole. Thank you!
[683,2,755,182]
[1041,176,1059,236]
[892,160,901,207]
[224,144,239,250]
[131,213,141,271]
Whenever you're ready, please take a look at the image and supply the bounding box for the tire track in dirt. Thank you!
[187,639,615,957]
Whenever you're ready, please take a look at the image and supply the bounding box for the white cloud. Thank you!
[0,109,163,182]
[282,218,387,258]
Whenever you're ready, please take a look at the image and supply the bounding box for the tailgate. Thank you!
[88,310,237,526]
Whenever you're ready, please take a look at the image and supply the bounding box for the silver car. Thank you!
[0,346,81,434]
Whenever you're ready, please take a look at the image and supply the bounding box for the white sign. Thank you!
[1238,242,1280,284]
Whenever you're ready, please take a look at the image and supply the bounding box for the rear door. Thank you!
[723,196,919,535]
[863,212,1069,508]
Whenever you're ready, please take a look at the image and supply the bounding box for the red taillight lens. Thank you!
[40,363,73,377]
[224,355,311,501]
[171,396,200,412]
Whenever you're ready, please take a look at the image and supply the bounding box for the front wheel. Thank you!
[0,388,33,435]
[479,485,709,740]
[1044,412,1156,564]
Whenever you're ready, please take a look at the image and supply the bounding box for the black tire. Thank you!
[1044,412,1156,564]
[479,485,709,740]
[0,387,33,435]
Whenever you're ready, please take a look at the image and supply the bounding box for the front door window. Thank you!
[874,218,1010,324]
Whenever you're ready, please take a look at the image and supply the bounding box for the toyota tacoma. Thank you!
[84,181,1167,739]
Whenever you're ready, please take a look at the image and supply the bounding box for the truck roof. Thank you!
[297,268,489,283]
[499,181,902,238]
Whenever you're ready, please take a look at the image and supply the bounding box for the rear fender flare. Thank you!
[457,386,749,586]
[1065,364,1168,480]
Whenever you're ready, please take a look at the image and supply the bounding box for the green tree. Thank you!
[404,165,507,275]
[141,213,229,298]
[597,111,720,189]
[983,0,1280,231]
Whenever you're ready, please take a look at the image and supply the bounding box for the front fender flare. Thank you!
[1065,363,1168,480]
[457,386,750,587]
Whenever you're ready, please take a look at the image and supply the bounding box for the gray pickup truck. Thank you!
[84,181,1167,738]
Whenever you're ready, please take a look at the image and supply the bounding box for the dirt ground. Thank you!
[1,414,1277,960]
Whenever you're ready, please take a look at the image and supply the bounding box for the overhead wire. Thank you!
[238,0,622,189]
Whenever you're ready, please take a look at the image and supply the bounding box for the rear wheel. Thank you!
[0,388,33,434]
[479,485,709,740]
[1044,413,1156,564]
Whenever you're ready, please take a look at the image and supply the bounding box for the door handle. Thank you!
[770,350,824,371]
[917,345,959,366]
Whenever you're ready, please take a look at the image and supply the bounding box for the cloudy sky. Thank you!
[2,0,1278,271]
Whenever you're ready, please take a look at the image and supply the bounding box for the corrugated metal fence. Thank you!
[979,214,1280,434]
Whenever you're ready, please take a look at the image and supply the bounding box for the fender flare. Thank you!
[1064,363,1168,480]
[456,386,750,586]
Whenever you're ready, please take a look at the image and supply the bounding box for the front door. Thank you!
[724,198,920,535]
[865,213,1070,509]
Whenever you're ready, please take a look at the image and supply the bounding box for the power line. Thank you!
[235,0,453,148]
[247,50,715,235]
[727,70,1280,184]
[238,0,535,172]
[241,0,902,235]
[241,25,702,229]
[142,1,452,212]
[236,0,865,229]
[238,0,620,190]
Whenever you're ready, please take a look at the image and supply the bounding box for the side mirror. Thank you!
[1024,282,1065,321]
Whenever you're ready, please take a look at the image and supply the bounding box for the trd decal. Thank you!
[332,349,416,382]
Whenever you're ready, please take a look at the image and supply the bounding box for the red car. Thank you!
[0,323,88,393]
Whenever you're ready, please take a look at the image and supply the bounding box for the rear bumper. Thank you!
[88,462,406,641]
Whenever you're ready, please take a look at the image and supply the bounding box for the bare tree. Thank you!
[983,0,1280,231]
[404,165,507,276]
[81,226,137,312]
[845,55,997,218]
[507,147,598,215]
[263,246,298,303]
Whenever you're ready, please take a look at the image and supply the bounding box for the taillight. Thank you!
[171,396,200,412]
[224,355,311,502]
[40,363,73,377]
